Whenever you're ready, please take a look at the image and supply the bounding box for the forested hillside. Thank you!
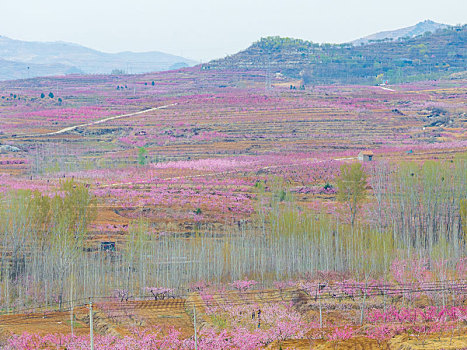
[204,25,466,84]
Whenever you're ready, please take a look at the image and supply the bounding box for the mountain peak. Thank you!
[204,25,465,85]
[351,20,449,46]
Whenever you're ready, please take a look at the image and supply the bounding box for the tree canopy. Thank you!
[337,162,368,227]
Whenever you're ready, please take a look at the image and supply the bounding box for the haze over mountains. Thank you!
[0,36,197,81]
[0,20,461,82]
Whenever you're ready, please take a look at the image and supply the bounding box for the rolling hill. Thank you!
[0,36,197,81]
[351,20,449,46]
[204,23,466,85]
[0,57,83,81]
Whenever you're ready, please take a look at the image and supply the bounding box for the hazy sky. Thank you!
[0,0,465,62]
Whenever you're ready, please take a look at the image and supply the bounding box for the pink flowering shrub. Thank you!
[273,280,297,290]
[5,321,304,350]
[146,287,174,300]
[5,327,195,350]
[230,280,258,292]
[328,325,354,340]
[368,306,467,324]
[364,306,466,340]
[189,280,210,291]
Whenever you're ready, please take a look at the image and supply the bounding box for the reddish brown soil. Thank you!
[0,307,90,337]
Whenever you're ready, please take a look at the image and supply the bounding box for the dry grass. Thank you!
[388,332,467,350]
[0,307,89,337]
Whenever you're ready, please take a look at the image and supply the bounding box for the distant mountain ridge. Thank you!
[351,20,449,46]
[204,22,466,85]
[0,57,83,81]
[0,36,197,81]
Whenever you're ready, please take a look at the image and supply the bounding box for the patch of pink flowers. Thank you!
[230,280,258,292]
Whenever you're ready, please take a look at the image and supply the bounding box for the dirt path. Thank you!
[18,103,177,138]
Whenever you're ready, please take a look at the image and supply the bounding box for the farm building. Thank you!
[358,151,374,162]
[100,241,116,252]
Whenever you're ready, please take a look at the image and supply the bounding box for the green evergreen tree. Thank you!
[137,147,148,166]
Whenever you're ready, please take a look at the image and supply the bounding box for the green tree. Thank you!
[48,92,54,98]
[137,147,148,166]
[49,179,96,309]
[0,181,96,310]
[375,73,384,85]
[337,162,367,228]
[461,199,467,240]
[40,93,45,98]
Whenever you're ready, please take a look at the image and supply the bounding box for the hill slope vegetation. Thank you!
[204,25,466,85]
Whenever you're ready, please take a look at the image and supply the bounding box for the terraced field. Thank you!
[0,67,466,349]
[1,69,465,234]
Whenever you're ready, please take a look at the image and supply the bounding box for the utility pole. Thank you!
[193,305,198,350]
[89,299,94,350]
[70,274,74,337]
[317,285,322,328]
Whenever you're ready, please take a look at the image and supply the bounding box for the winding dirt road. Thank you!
[17,103,177,138]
